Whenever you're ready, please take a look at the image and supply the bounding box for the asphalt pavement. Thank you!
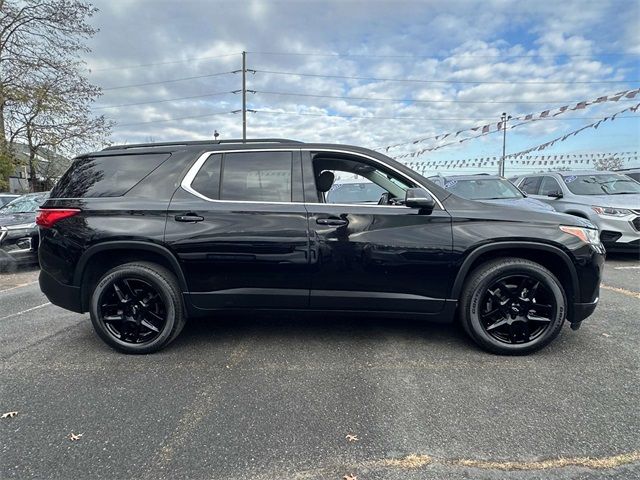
[1,255,639,480]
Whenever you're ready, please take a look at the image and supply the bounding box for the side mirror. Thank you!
[405,188,435,213]
[547,190,563,198]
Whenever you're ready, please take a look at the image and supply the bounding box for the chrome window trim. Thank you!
[181,147,444,210]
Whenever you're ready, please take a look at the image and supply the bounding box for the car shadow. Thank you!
[171,311,475,352]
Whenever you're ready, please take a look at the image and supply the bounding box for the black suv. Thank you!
[37,139,605,355]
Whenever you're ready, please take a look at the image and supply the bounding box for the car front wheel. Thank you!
[460,258,567,355]
[89,262,186,354]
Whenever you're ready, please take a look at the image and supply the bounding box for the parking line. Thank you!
[613,265,640,270]
[0,302,51,322]
[0,281,39,294]
[601,284,640,299]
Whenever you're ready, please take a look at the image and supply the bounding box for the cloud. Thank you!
[82,0,639,170]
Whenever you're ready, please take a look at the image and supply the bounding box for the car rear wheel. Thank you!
[89,262,186,354]
[460,258,566,355]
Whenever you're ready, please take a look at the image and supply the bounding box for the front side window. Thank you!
[562,173,640,195]
[221,151,292,202]
[519,176,542,195]
[539,176,562,196]
[313,155,413,205]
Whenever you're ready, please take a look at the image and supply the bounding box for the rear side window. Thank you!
[220,152,292,202]
[519,176,542,195]
[190,154,221,200]
[50,153,170,198]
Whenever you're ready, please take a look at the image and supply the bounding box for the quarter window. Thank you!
[221,152,292,202]
[191,154,221,200]
[519,176,542,195]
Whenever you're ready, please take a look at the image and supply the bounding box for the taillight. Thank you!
[36,209,81,228]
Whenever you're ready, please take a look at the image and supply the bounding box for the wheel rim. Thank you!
[98,277,167,345]
[479,274,556,345]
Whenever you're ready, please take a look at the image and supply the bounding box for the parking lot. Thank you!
[1,255,638,480]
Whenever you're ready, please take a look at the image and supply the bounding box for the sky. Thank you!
[84,0,640,176]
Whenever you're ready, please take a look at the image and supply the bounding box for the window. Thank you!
[539,176,562,196]
[221,151,292,202]
[312,154,413,205]
[519,176,542,195]
[444,178,523,200]
[191,154,221,199]
[51,153,170,198]
[562,173,640,195]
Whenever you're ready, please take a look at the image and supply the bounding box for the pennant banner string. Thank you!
[379,87,639,153]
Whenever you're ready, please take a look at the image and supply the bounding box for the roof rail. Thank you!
[102,138,302,151]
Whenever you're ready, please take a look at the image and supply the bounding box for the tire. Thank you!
[89,262,186,354]
[459,257,567,355]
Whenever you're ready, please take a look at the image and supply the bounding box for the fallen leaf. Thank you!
[345,434,359,442]
[68,433,83,441]
[343,475,357,480]
[1,411,18,419]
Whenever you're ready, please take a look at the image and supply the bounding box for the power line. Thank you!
[253,69,638,84]
[254,89,639,105]
[101,71,236,91]
[253,109,639,121]
[114,110,234,127]
[248,50,640,59]
[90,52,242,72]
[93,91,234,110]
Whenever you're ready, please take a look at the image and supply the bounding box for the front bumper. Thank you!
[39,268,83,313]
[572,297,599,324]
[596,213,640,250]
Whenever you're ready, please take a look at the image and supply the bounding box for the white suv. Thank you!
[513,171,640,252]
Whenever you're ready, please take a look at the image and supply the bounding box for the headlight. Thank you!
[559,225,601,245]
[592,206,632,217]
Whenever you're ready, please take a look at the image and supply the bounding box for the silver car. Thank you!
[513,171,640,252]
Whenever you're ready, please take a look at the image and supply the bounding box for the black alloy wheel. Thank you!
[99,277,167,344]
[478,275,555,344]
[89,262,186,354]
[460,258,567,355]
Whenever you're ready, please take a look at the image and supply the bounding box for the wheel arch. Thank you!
[75,241,187,312]
[452,242,579,307]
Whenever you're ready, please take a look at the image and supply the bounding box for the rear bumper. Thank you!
[39,268,83,313]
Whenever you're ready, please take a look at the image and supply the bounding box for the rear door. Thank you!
[165,149,310,310]
[302,150,453,314]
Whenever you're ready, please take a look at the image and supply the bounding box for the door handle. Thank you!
[316,217,348,227]
[175,213,204,223]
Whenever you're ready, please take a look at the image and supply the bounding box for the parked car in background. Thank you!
[37,139,604,356]
[0,192,50,269]
[0,193,19,207]
[327,177,386,204]
[513,171,640,252]
[616,167,640,183]
[427,174,556,212]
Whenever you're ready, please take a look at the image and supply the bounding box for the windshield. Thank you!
[327,182,386,203]
[0,193,48,214]
[444,178,524,200]
[563,174,640,195]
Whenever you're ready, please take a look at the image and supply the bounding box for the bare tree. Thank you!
[0,0,110,190]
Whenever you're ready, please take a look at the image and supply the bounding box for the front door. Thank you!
[302,150,453,314]
[165,149,310,310]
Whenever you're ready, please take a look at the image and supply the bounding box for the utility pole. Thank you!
[499,112,511,176]
[242,51,247,141]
